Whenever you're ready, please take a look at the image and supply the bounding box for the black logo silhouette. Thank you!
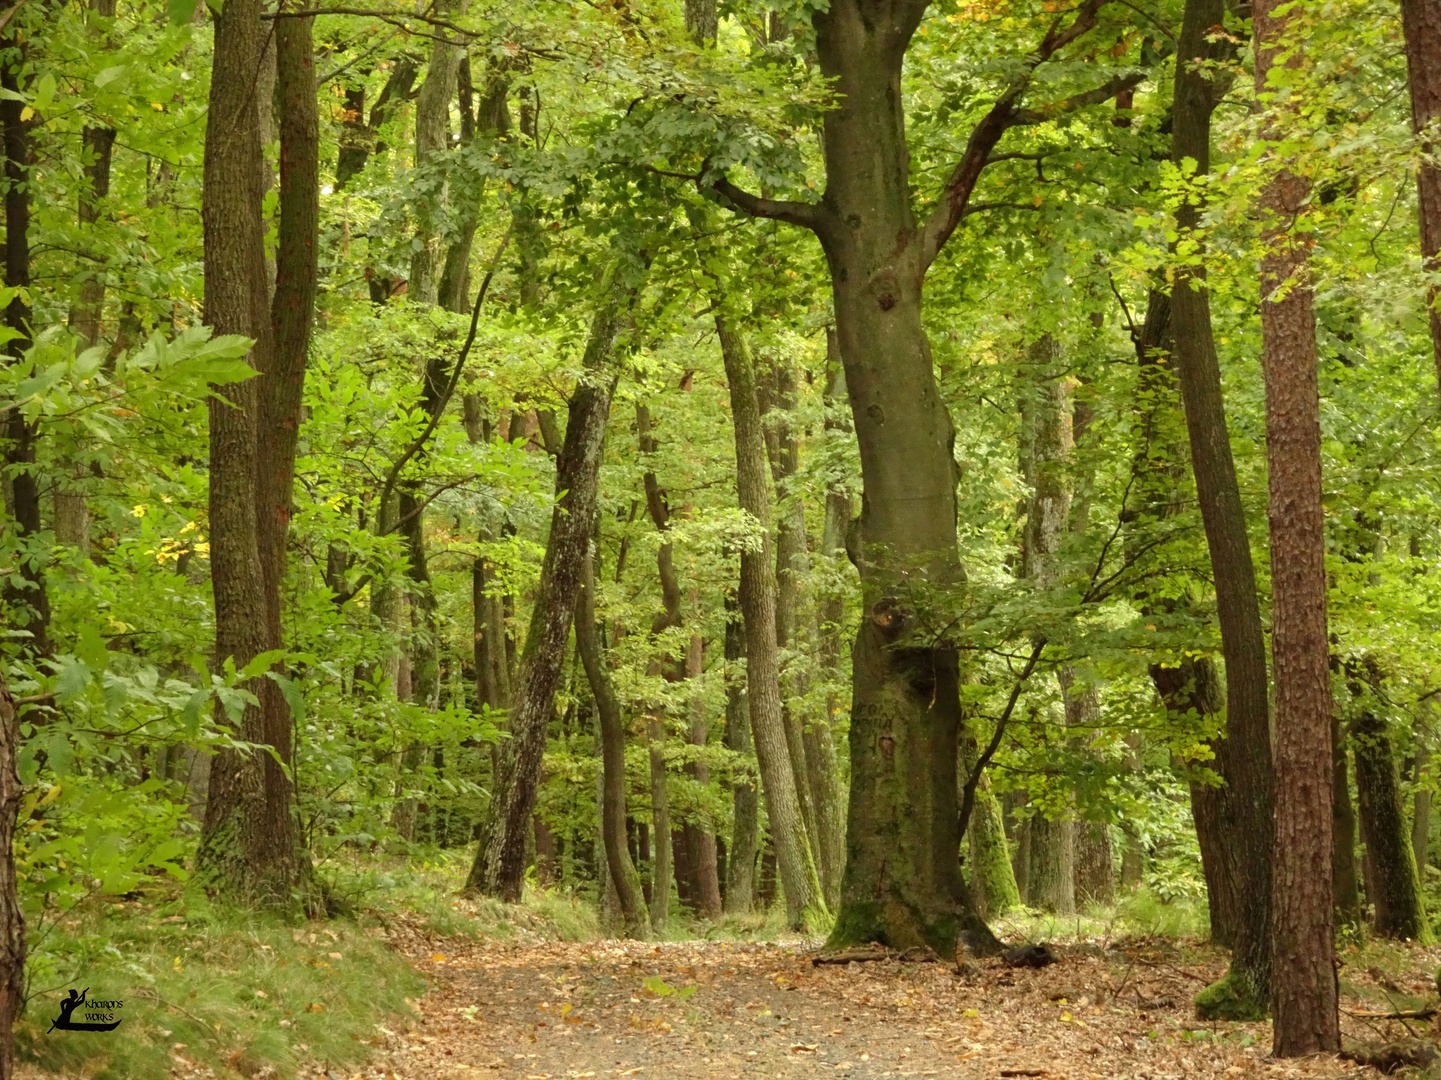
[48,988,122,1033]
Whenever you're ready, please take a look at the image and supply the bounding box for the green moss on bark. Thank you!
[1194,972,1268,1021]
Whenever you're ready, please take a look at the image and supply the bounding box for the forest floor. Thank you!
[352,907,1433,1080]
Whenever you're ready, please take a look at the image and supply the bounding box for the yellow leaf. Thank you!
[150,102,164,111]
[1061,1010,1072,1021]
[430,952,446,962]
[18,106,32,122]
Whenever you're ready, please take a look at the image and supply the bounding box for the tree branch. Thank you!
[918,0,1125,268]
[957,637,1046,844]
[707,176,824,233]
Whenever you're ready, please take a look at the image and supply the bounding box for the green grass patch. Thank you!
[17,891,423,1080]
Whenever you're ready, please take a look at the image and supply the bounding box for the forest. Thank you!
[3,0,1441,1076]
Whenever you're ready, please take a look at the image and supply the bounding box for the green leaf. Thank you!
[167,0,198,25]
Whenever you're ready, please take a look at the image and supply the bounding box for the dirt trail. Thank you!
[350,920,1409,1080]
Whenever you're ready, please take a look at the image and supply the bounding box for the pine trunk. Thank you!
[1256,0,1339,1052]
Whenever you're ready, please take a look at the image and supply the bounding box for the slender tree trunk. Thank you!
[577,549,649,936]
[1171,0,1273,1019]
[716,316,824,929]
[195,0,306,906]
[648,716,672,929]
[724,587,759,914]
[0,35,48,658]
[1333,712,1363,927]
[1416,742,1432,879]
[1401,0,1441,400]
[0,673,23,1080]
[335,59,418,192]
[765,358,845,907]
[1255,0,1338,1053]
[960,732,1020,918]
[687,631,724,919]
[407,1,465,305]
[465,301,622,900]
[1351,679,1428,940]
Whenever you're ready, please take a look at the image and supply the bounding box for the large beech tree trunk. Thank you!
[195,0,307,905]
[465,303,621,901]
[711,0,1127,956]
[960,732,1020,918]
[716,316,824,928]
[1401,0,1441,398]
[0,673,25,1079]
[577,549,649,938]
[1255,0,1339,1054]
[1170,0,1274,1019]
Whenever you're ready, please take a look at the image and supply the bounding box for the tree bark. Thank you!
[407,2,465,305]
[1332,712,1363,927]
[765,357,845,908]
[723,587,759,913]
[1255,0,1339,1053]
[716,316,824,929]
[1415,736,1432,879]
[1401,0,1441,400]
[465,301,622,901]
[1352,687,1428,940]
[648,716,672,929]
[335,59,418,191]
[1171,0,1274,1018]
[686,630,724,919]
[0,673,24,1080]
[195,0,307,906]
[959,732,1020,918]
[1,34,49,658]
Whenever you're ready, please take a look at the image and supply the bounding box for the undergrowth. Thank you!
[17,889,423,1080]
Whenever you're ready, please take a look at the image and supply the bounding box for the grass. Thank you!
[991,887,1212,947]
[17,888,424,1080]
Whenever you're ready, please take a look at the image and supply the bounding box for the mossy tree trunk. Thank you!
[723,588,760,914]
[960,733,1020,919]
[1332,712,1363,928]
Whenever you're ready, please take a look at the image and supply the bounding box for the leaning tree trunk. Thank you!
[716,316,825,929]
[1352,693,1429,940]
[723,587,759,913]
[1255,0,1339,1054]
[465,303,622,900]
[577,549,649,938]
[1401,0,1441,400]
[1171,0,1274,1021]
[195,0,306,906]
[0,673,25,1080]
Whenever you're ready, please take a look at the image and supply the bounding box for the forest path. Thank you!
[367,919,1374,1080]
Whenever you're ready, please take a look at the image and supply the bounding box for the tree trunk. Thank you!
[465,301,621,900]
[766,357,846,908]
[1256,0,1339,1053]
[1171,0,1274,1020]
[1333,712,1363,928]
[716,316,825,930]
[1352,692,1428,940]
[1026,814,1075,915]
[1401,0,1441,400]
[334,59,418,191]
[1413,729,1431,879]
[648,717,672,929]
[577,548,648,936]
[960,733,1020,919]
[0,674,24,1079]
[407,3,465,305]
[723,588,759,914]
[1074,825,1114,907]
[195,0,306,906]
[762,0,997,956]
[1,34,49,658]
[687,631,724,919]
